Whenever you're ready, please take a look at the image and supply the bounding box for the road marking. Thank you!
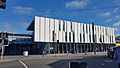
[19,60,28,68]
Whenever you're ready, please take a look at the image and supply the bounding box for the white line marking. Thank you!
[19,60,28,68]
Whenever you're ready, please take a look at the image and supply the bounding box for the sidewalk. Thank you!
[0,52,107,62]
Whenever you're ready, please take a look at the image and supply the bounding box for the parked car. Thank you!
[107,46,116,59]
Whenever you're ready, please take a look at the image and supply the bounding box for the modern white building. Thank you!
[27,16,116,54]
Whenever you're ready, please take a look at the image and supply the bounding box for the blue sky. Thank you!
[0,0,120,36]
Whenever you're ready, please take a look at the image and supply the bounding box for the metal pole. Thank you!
[76,44,79,55]
[66,42,68,56]
[73,43,75,54]
[62,43,64,53]
[1,31,4,60]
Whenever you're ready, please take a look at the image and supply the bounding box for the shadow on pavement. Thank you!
[48,55,116,68]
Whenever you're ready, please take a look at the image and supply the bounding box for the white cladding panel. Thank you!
[101,26,103,35]
[78,23,81,33]
[81,33,84,43]
[89,24,93,43]
[45,18,50,42]
[80,24,84,43]
[112,29,115,43]
[74,23,78,43]
[34,16,40,42]
[67,32,69,42]
[96,26,99,43]
[72,22,75,31]
[94,25,97,34]
[113,29,116,43]
[65,21,67,32]
[77,23,80,43]
[58,31,62,42]
[55,19,59,33]
[98,26,101,35]
[49,18,54,42]
[72,22,75,42]
[84,24,86,34]
[96,34,99,43]
[62,32,65,42]
[54,19,59,41]
[60,20,63,31]
[33,16,116,44]
[100,26,103,35]
[87,24,90,43]
[80,23,83,34]
[106,27,109,43]
[66,21,71,32]
[56,32,59,41]
[71,32,73,43]
[103,27,105,43]
[86,24,89,34]
[96,26,99,34]
[40,17,45,42]
[84,24,87,43]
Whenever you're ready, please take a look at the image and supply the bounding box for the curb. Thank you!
[0,59,17,62]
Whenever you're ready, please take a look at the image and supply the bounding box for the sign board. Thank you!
[69,61,87,68]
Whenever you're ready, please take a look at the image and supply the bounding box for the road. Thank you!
[0,53,118,68]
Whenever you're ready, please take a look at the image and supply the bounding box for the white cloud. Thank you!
[113,21,120,26]
[0,9,3,11]
[18,22,30,28]
[43,10,51,17]
[0,22,16,33]
[105,19,112,22]
[66,0,89,10]
[13,6,35,14]
[98,12,111,17]
[0,22,30,33]
[114,27,119,32]
[115,16,120,19]
[113,8,118,13]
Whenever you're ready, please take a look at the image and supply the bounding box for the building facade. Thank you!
[0,32,34,55]
[27,16,116,54]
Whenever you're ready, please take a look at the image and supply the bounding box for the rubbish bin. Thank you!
[69,61,87,68]
[23,51,28,56]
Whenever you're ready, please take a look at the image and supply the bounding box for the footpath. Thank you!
[0,52,107,62]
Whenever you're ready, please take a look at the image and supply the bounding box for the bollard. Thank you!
[23,51,28,57]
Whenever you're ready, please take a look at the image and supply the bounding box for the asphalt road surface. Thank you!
[0,54,118,68]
